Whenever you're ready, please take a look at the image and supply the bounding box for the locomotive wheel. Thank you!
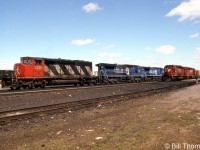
[1,81,6,88]
[10,87,19,90]
[93,81,97,85]
[104,79,110,84]
[28,83,34,89]
[80,81,84,86]
[10,87,15,90]
[16,86,21,90]
[40,83,45,88]
[115,79,120,84]
[16,81,23,90]
[22,85,27,89]
[109,80,114,84]
[87,80,91,86]
[40,80,46,88]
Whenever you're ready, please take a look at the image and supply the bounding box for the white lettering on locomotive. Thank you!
[34,65,42,70]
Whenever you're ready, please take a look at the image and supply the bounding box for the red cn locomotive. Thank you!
[11,56,94,89]
[162,65,195,81]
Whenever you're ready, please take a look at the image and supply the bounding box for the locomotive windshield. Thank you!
[165,65,174,71]
[21,58,32,65]
[166,66,173,69]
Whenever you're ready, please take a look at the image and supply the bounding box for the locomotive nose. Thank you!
[14,64,23,77]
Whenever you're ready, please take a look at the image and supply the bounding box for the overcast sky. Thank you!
[0,0,200,70]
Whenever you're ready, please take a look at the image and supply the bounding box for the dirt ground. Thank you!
[1,84,200,150]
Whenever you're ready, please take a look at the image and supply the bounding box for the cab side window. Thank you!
[36,60,41,65]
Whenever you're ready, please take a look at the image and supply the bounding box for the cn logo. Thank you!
[15,67,20,75]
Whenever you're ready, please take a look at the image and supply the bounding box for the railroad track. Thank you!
[0,80,194,96]
[0,80,195,125]
[0,81,162,96]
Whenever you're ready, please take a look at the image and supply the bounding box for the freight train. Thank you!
[0,56,199,90]
[0,70,13,88]
[1,56,164,90]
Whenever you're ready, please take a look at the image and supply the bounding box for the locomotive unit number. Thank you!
[34,65,42,70]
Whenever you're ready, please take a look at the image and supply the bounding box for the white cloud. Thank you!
[189,33,199,38]
[98,52,121,58]
[155,45,176,55]
[71,39,94,46]
[106,44,115,49]
[82,3,102,13]
[166,0,200,22]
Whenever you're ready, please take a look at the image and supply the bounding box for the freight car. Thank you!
[196,70,200,77]
[96,63,163,83]
[162,65,195,81]
[0,70,13,88]
[10,57,98,90]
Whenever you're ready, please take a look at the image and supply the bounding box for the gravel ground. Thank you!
[0,81,190,112]
[0,82,199,150]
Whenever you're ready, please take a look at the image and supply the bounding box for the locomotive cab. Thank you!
[162,65,174,81]
[164,65,174,76]
[14,57,45,77]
